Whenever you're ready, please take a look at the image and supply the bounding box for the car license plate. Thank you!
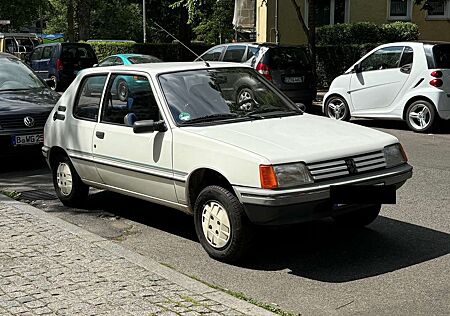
[284,76,304,84]
[330,184,396,204]
[11,134,44,146]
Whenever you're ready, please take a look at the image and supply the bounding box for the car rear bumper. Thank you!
[233,163,412,225]
[281,89,317,104]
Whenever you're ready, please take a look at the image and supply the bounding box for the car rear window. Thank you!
[433,45,450,69]
[268,47,310,70]
[61,44,95,60]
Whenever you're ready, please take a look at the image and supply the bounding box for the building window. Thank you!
[388,0,412,20]
[305,0,350,26]
[426,0,449,19]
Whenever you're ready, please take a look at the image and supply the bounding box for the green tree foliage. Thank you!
[192,0,234,44]
[0,0,49,31]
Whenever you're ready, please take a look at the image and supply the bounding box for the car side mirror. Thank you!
[133,120,167,133]
[43,78,55,89]
[353,63,362,73]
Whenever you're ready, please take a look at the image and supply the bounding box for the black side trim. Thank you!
[53,113,65,121]
[413,78,424,88]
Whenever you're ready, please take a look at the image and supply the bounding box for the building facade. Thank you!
[256,0,450,44]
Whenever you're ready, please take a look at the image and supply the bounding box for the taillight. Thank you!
[431,70,443,78]
[56,59,63,71]
[430,79,443,87]
[256,63,273,81]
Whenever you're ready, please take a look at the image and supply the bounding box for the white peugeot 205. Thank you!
[43,62,412,262]
[323,42,450,133]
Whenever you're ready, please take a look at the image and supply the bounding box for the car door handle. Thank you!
[95,131,105,139]
[400,64,412,74]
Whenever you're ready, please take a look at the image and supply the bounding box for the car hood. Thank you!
[184,114,398,164]
[0,89,59,114]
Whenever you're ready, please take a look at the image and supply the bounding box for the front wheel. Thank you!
[194,185,254,262]
[117,79,129,102]
[52,155,89,207]
[333,204,381,227]
[325,95,350,121]
[405,100,437,133]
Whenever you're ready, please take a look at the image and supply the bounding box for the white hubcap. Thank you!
[201,201,231,248]
[56,163,73,196]
[328,99,346,120]
[409,104,431,130]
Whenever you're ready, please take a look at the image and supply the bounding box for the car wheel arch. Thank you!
[324,93,352,114]
[186,168,236,212]
[402,96,436,120]
[48,146,69,168]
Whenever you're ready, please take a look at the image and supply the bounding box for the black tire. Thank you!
[325,95,350,121]
[194,185,254,262]
[333,204,381,227]
[52,155,89,207]
[405,100,437,133]
[117,79,129,102]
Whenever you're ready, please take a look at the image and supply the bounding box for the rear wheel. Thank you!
[117,79,129,102]
[325,95,350,121]
[194,185,254,262]
[333,204,381,227]
[49,75,58,91]
[52,155,89,207]
[406,100,437,133]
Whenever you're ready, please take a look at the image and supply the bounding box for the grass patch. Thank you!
[1,190,21,200]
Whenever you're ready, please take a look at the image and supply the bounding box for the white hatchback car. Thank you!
[43,62,412,262]
[323,42,450,133]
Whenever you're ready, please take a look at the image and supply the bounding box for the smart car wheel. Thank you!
[325,96,350,121]
[406,100,437,133]
[194,185,254,262]
[117,79,129,102]
[333,204,381,227]
[52,155,89,207]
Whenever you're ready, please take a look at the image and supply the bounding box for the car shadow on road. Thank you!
[351,118,450,134]
[81,191,450,283]
[241,216,450,283]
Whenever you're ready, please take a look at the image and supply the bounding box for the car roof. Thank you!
[0,52,19,59]
[82,61,250,76]
[208,42,307,48]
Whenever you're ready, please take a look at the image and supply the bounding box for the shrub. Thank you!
[317,22,419,45]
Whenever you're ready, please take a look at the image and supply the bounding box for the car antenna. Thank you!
[151,21,210,67]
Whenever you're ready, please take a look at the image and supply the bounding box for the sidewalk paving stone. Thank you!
[0,195,276,316]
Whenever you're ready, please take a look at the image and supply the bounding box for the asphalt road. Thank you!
[1,118,449,316]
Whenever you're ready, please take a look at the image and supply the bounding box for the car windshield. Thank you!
[128,55,162,64]
[433,44,450,69]
[0,58,45,91]
[159,68,300,125]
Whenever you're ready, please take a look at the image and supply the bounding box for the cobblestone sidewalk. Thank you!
[0,195,275,316]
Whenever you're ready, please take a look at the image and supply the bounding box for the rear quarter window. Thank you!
[268,47,310,70]
[433,45,450,69]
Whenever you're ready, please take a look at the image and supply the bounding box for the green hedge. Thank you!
[317,22,419,46]
[88,42,213,62]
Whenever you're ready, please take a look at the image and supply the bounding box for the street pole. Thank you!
[143,0,147,43]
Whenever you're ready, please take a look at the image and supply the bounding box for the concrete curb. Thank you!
[0,194,276,316]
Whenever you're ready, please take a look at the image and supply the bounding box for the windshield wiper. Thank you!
[0,88,31,92]
[180,113,239,125]
[245,107,300,118]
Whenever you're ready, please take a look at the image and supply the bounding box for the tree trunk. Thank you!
[77,0,92,41]
[66,0,75,42]
[177,6,192,60]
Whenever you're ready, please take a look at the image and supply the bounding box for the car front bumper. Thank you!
[233,163,413,225]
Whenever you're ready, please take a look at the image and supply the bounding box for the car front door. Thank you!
[93,72,177,203]
[39,46,54,79]
[349,46,412,111]
[30,47,43,77]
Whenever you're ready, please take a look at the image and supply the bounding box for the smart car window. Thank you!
[399,47,414,67]
[360,46,404,72]
[159,68,300,125]
[433,45,450,69]
[73,75,107,121]
[201,46,225,61]
[101,74,159,126]
[223,46,246,62]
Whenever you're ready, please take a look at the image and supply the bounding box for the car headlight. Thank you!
[383,143,407,168]
[260,163,313,189]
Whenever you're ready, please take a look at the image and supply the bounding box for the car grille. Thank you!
[0,113,49,129]
[307,150,386,182]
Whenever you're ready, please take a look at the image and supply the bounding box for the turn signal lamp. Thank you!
[259,165,278,189]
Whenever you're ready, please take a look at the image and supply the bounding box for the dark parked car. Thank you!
[0,53,59,157]
[197,43,317,106]
[28,42,98,91]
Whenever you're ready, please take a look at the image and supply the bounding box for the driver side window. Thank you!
[360,46,404,72]
[101,74,160,126]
